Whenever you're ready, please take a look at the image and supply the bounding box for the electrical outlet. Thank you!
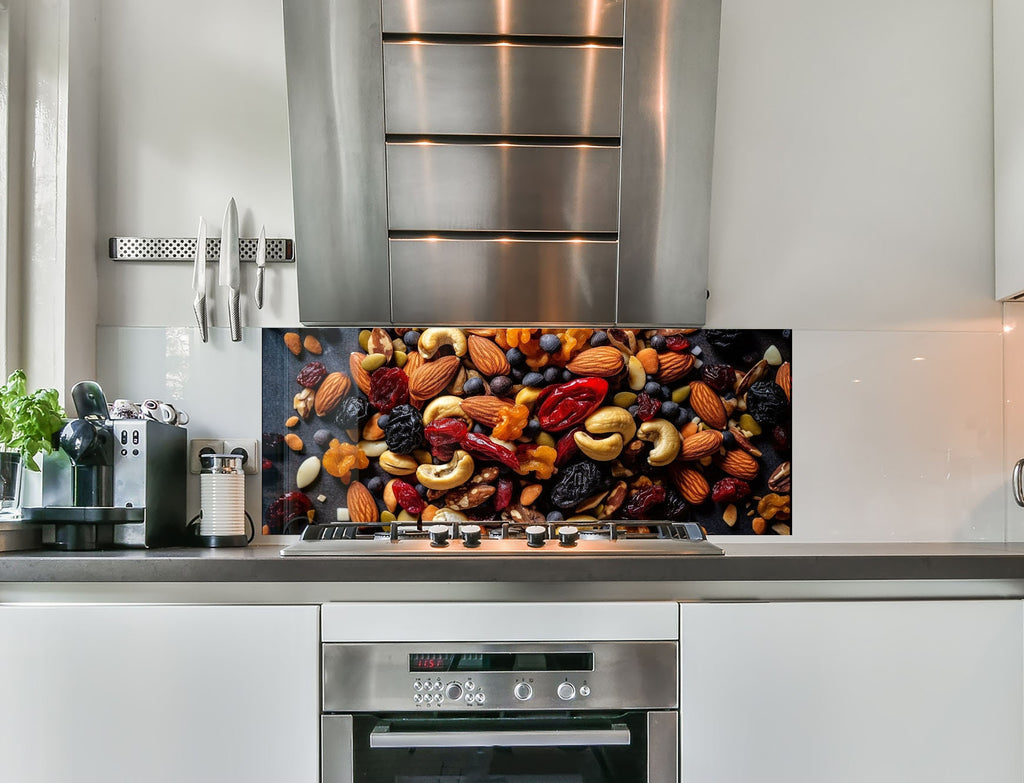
[189,439,224,474]
[223,438,260,475]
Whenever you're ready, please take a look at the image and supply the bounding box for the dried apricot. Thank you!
[323,439,369,484]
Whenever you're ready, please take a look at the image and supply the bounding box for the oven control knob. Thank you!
[557,682,576,701]
[445,682,464,701]
[579,685,591,697]
[525,525,547,548]
[461,524,482,548]
[557,526,579,547]
[514,682,533,701]
[428,524,450,547]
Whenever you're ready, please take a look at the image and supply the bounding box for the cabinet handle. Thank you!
[1013,459,1024,507]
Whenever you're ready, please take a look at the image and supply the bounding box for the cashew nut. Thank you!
[515,386,543,410]
[636,419,682,467]
[357,439,388,458]
[423,394,474,425]
[379,450,419,476]
[416,449,475,490]
[573,431,624,461]
[418,327,468,359]
[584,406,637,441]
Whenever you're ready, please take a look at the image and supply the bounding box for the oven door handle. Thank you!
[369,723,631,749]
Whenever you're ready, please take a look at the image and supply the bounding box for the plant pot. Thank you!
[0,451,23,518]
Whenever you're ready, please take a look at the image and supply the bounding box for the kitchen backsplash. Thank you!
[261,327,793,536]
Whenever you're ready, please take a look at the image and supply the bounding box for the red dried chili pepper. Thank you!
[369,367,409,413]
[554,426,582,467]
[424,417,468,448]
[460,432,520,471]
[392,479,425,515]
[535,377,608,432]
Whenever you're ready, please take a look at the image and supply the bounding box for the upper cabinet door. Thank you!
[996,0,1024,300]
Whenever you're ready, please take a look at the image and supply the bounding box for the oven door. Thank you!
[323,711,677,783]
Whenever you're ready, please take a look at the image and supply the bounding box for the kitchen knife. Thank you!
[254,224,266,310]
[219,197,241,342]
[192,217,209,342]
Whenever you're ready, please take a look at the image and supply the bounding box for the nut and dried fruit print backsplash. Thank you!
[262,328,792,536]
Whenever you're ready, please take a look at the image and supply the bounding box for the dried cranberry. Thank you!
[392,480,425,515]
[702,364,735,394]
[665,335,691,352]
[424,417,468,456]
[494,478,513,511]
[369,367,410,413]
[261,458,273,471]
[772,424,791,452]
[265,491,314,534]
[624,485,667,519]
[296,361,327,388]
[554,427,582,467]
[711,478,751,504]
[636,393,661,422]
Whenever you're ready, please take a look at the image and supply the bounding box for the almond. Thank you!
[345,480,378,524]
[656,352,695,383]
[410,355,462,401]
[719,449,759,481]
[736,358,769,397]
[303,335,323,355]
[460,395,513,427]
[467,334,511,376]
[636,347,659,375]
[776,362,792,402]
[404,351,424,378]
[669,465,710,505]
[689,381,727,430]
[349,352,372,395]
[728,426,763,458]
[314,372,351,417]
[283,332,302,356]
[680,429,723,460]
[566,346,625,377]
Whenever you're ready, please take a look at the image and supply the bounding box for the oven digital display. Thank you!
[409,652,594,673]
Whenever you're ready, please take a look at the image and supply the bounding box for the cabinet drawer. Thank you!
[390,238,617,324]
[382,0,625,37]
[384,42,623,137]
[386,143,621,232]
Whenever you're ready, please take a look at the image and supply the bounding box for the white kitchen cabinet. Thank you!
[996,0,1024,299]
[0,604,319,783]
[680,601,1023,783]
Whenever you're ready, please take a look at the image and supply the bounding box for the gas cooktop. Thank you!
[280,520,723,557]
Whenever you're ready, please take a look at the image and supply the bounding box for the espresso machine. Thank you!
[22,381,187,550]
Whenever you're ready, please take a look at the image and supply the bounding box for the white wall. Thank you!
[92,0,1004,542]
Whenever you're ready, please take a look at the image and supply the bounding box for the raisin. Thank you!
[265,491,313,534]
[746,380,789,426]
[665,335,690,352]
[392,479,425,515]
[550,461,609,510]
[711,477,751,504]
[636,393,661,422]
[262,432,285,459]
[662,489,689,520]
[296,361,327,388]
[334,395,371,429]
[772,424,791,452]
[383,404,423,455]
[623,485,666,519]
[369,367,410,413]
[702,364,735,394]
[704,329,748,358]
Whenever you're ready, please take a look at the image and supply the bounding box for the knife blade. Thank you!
[192,217,209,342]
[254,224,266,310]
[219,197,241,342]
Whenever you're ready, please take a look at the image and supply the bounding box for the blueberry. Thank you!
[522,372,545,388]
[313,429,333,449]
[660,385,672,399]
[463,377,485,396]
[659,401,679,419]
[415,482,428,498]
[472,423,487,434]
[649,334,667,351]
[402,330,421,349]
[721,430,736,448]
[546,510,565,522]
[376,414,390,429]
[539,333,561,353]
[543,366,561,384]
[365,476,384,495]
[628,404,639,417]
[675,408,691,427]
[643,381,663,397]
[506,347,525,366]
[561,369,574,382]
[524,418,542,438]
[511,368,525,382]
[590,331,608,347]
[490,375,513,396]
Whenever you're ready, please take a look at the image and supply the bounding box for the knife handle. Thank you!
[193,295,209,343]
[228,289,241,342]
[255,267,265,310]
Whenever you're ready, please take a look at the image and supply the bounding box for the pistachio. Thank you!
[361,353,387,373]
[357,329,372,351]
[613,391,638,408]
[671,385,691,404]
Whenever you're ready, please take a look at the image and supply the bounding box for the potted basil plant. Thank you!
[0,370,65,517]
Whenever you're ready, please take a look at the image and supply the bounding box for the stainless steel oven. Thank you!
[321,640,678,782]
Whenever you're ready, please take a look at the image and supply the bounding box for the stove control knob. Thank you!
[514,682,533,701]
[445,682,464,701]
[579,685,591,697]
[428,524,450,547]
[557,682,576,701]
[525,525,547,548]
[557,525,579,547]
[461,524,482,548]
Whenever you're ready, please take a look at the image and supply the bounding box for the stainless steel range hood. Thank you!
[284,0,721,326]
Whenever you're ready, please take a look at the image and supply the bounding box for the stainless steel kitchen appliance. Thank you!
[320,602,680,782]
[284,0,722,327]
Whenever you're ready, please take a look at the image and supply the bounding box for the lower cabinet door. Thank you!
[680,600,1023,783]
[0,604,319,783]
